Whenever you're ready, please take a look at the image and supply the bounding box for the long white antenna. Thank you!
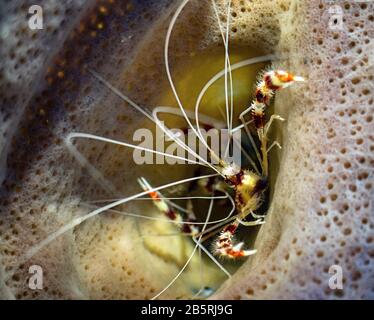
[23,173,218,261]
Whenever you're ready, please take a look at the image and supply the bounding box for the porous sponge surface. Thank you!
[212,0,374,299]
[0,0,373,300]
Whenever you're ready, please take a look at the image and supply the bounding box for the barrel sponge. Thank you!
[212,0,374,300]
[0,0,373,300]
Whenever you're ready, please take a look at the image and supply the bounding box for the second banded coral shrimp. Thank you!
[22,0,304,299]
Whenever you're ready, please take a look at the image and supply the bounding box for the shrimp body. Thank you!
[211,69,305,258]
[141,70,304,260]
[224,168,267,218]
[203,166,267,258]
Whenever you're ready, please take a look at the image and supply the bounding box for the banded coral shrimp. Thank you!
[21,0,305,300]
